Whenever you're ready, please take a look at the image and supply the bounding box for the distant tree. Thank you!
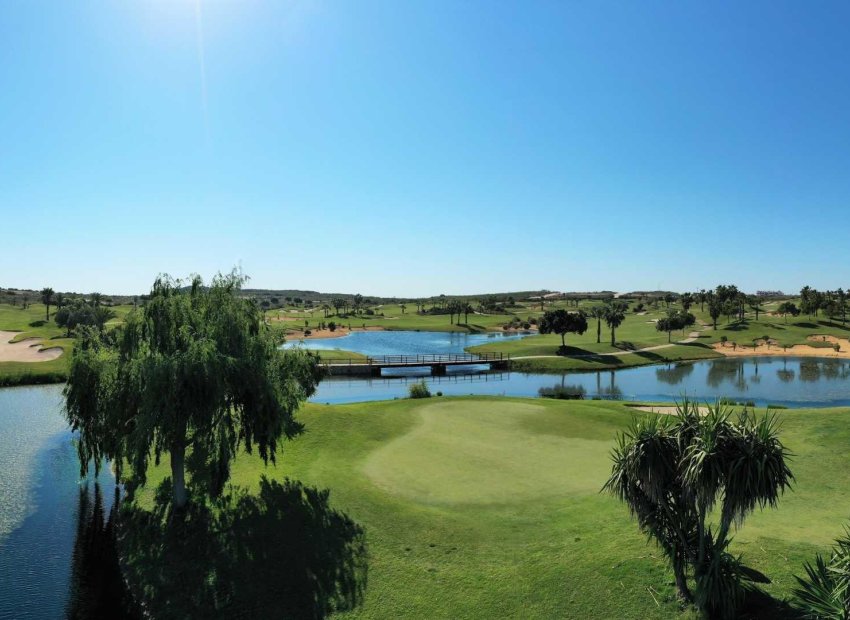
[748,296,763,321]
[54,299,115,337]
[89,292,103,307]
[332,298,346,316]
[55,292,66,310]
[680,292,693,312]
[352,294,364,315]
[328,321,337,332]
[657,310,697,342]
[321,303,331,318]
[399,303,407,315]
[698,289,707,312]
[64,272,322,512]
[663,293,675,308]
[589,306,606,344]
[777,301,800,323]
[40,287,55,320]
[604,302,627,347]
[462,302,473,324]
[539,309,588,349]
[709,299,722,330]
[21,293,29,309]
[837,288,848,325]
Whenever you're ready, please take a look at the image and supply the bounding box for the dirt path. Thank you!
[0,331,63,363]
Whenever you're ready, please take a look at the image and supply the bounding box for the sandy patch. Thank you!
[627,405,710,416]
[712,335,850,359]
[285,326,386,340]
[0,331,64,363]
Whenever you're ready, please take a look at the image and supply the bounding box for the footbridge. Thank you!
[323,352,510,377]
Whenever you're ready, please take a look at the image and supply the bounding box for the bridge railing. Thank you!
[319,352,509,366]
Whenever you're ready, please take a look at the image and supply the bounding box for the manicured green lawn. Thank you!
[125,397,850,618]
[0,302,133,385]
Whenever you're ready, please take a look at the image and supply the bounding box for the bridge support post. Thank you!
[370,366,382,377]
[430,364,446,376]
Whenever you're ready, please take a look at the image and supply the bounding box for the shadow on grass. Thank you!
[121,476,368,619]
[555,345,625,365]
[819,320,850,331]
[739,588,806,619]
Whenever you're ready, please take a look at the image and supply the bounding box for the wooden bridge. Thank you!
[323,352,510,377]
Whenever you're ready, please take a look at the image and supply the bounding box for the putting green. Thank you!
[362,399,611,505]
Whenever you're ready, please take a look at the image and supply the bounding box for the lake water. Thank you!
[310,357,850,406]
[283,329,528,357]
[287,331,850,406]
[0,385,135,619]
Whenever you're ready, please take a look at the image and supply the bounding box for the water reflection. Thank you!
[66,483,138,619]
[656,363,694,385]
[308,357,850,407]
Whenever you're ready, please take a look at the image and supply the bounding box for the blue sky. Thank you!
[2,1,849,296]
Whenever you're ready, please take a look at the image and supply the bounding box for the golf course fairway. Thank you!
[127,397,850,619]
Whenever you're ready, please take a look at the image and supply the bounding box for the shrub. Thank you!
[794,528,850,619]
[435,391,443,397]
[538,384,586,400]
[408,380,431,399]
[28,320,46,327]
[328,322,337,332]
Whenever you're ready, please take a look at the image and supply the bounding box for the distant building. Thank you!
[756,290,785,298]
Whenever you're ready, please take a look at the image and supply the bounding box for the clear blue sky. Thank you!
[2,1,849,297]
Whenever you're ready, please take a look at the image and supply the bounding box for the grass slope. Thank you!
[126,397,850,619]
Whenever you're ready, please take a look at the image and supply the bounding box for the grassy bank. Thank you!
[122,396,849,618]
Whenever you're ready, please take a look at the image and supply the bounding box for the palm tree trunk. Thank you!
[596,319,601,343]
[673,560,692,602]
[611,327,615,347]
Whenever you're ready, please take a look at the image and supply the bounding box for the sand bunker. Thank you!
[627,405,710,416]
[0,331,64,363]
[712,334,850,359]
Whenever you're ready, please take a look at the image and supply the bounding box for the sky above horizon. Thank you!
[2,1,850,297]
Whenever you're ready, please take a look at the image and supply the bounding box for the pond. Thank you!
[283,329,527,357]
[0,385,136,618]
[310,358,850,406]
[286,331,850,406]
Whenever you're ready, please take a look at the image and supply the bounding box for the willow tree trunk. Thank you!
[171,440,188,509]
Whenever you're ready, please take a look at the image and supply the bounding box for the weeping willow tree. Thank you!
[603,399,793,619]
[64,271,323,511]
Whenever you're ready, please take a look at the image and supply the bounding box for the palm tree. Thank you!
[604,399,793,618]
[603,302,626,347]
[399,303,406,315]
[589,306,606,344]
[89,292,103,307]
[40,287,55,320]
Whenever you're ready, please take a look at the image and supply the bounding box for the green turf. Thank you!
[0,302,134,385]
[124,397,849,618]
